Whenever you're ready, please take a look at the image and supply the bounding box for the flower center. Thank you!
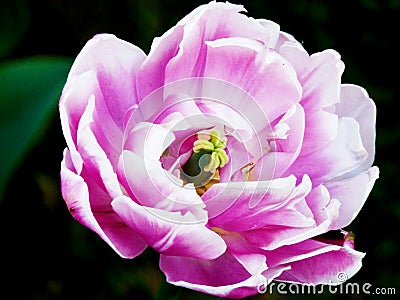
[193,130,229,173]
[181,130,229,192]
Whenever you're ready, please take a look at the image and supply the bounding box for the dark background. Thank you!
[0,0,399,299]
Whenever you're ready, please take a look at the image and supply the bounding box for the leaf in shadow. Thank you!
[0,56,72,202]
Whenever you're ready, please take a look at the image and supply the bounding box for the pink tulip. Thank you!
[59,2,378,298]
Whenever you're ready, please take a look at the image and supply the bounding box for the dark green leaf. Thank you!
[0,56,72,202]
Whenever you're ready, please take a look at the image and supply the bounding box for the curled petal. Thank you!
[276,32,309,74]
[325,166,379,229]
[251,103,305,180]
[204,175,314,232]
[165,2,277,83]
[335,84,377,174]
[275,240,365,285]
[76,96,122,199]
[160,252,288,299]
[286,117,368,186]
[136,26,184,101]
[300,50,344,112]
[241,184,340,250]
[112,196,226,259]
[119,122,205,217]
[204,37,301,124]
[61,149,147,258]
[220,135,254,183]
[66,34,146,128]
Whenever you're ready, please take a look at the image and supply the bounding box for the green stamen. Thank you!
[192,130,229,174]
[193,140,214,153]
[180,130,229,189]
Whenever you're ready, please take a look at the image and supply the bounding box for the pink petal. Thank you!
[241,184,340,250]
[123,121,174,159]
[61,71,123,168]
[251,103,305,180]
[150,92,214,147]
[256,19,281,48]
[164,2,279,84]
[265,238,341,267]
[111,196,226,259]
[222,233,267,276]
[204,175,315,231]
[286,117,368,186]
[196,96,258,137]
[276,33,309,75]
[335,84,377,173]
[61,149,147,258]
[275,240,365,284]
[76,97,122,199]
[119,122,205,216]
[177,2,270,42]
[67,34,146,129]
[203,37,301,124]
[277,35,344,113]
[160,252,286,298]
[120,151,205,215]
[136,75,271,149]
[219,135,254,183]
[271,104,305,155]
[299,50,344,112]
[136,26,184,101]
[71,98,152,257]
[59,71,95,149]
[60,34,146,170]
[325,166,379,229]
[300,110,338,156]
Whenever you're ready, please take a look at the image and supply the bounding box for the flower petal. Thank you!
[160,252,286,298]
[204,175,315,231]
[275,240,365,284]
[241,184,340,250]
[120,150,204,215]
[325,166,379,229]
[164,2,278,84]
[67,34,146,128]
[222,233,267,277]
[335,84,377,173]
[265,238,341,267]
[300,110,338,156]
[286,117,368,186]
[119,122,205,216]
[76,96,122,199]
[112,196,226,259]
[60,71,95,150]
[136,26,184,101]
[61,149,147,258]
[276,32,309,74]
[277,36,344,112]
[220,134,254,183]
[251,103,305,180]
[299,50,344,112]
[204,37,301,124]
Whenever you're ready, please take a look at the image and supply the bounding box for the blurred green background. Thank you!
[0,0,399,299]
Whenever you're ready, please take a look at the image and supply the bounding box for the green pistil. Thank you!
[192,130,229,174]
